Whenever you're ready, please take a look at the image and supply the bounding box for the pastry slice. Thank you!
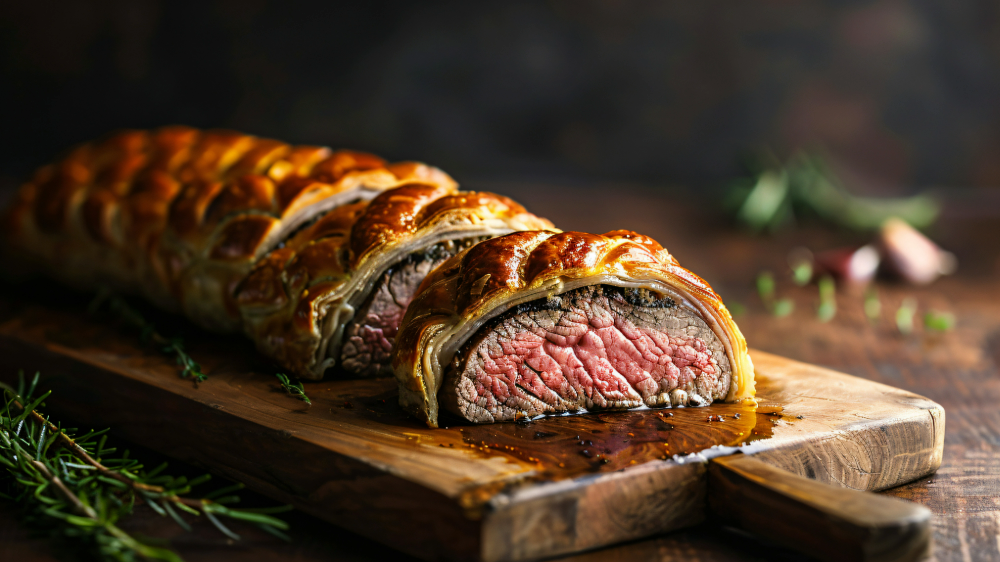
[392,230,755,427]
[235,184,554,379]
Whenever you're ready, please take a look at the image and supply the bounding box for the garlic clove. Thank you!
[877,218,956,285]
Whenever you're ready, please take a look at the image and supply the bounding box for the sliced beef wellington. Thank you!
[1,127,454,331]
[235,184,554,380]
[392,230,755,427]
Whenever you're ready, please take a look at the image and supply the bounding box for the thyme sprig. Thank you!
[0,371,291,560]
[89,292,207,382]
[274,374,311,405]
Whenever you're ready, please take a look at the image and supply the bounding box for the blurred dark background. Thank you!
[3,5,1000,561]
[2,0,1000,195]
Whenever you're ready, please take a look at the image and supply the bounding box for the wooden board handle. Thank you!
[708,454,931,562]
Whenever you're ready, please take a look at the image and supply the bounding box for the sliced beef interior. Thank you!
[340,237,488,377]
[442,285,731,424]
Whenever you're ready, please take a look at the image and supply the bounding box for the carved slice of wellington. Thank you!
[340,237,489,377]
[236,186,553,379]
[392,230,754,427]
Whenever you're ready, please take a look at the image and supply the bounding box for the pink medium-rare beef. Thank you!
[340,237,486,377]
[392,230,754,427]
[339,255,438,377]
[443,285,730,423]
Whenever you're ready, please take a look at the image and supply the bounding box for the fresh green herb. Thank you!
[0,371,291,561]
[791,261,813,287]
[816,275,836,322]
[896,298,917,334]
[864,285,881,324]
[731,153,939,232]
[924,310,956,332]
[773,298,795,318]
[787,247,814,287]
[736,171,791,233]
[756,271,775,307]
[756,271,795,317]
[90,291,207,382]
[274,374,311,405]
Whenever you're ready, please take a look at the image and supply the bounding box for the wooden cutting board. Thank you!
[0,292,944,562]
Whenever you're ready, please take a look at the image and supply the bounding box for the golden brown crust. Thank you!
[235,184,554,379]
[391,230,755,427]
[2,127,456,328]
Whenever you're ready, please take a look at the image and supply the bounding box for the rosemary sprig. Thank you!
[0,371,291,560]
[274,374,311,405]
[89,292,207,382]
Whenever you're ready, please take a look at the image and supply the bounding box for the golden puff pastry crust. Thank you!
[1,127,456,330]
[235,184,555,379]
[391,230,755,427]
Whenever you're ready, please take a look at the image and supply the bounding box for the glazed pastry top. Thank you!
[392,229,755,426]
[2,126,455,328]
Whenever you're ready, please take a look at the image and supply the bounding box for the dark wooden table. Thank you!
[2,182,998,561]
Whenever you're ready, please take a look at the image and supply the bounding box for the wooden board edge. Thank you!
[745,403,945,491]
[481,460,705,562]
[747,349,946,491]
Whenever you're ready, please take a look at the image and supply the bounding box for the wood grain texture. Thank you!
[0,287,943,562]
[709,455,931,562]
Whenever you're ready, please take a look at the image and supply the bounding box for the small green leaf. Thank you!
[222,509,291,529]
[817,301,836,323]
[737,171,790,231]
[896,298,917,335]
[145,461,169,479]
[64,515,102,527]
[864,286,881,324]
[204,509,241,540]
[211,495,241,505]
[817,275,836,301]
[161,500,192,532]
[924,310,955,332]
[756,271,775,305]
[142,492,168,517]
[816,275,836,322]
[773,299,795,318]
[173,500,202,516]
[97,476,128,489]
[187,473,211,488]
[791,261,813,286]
[26,372,41,404]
